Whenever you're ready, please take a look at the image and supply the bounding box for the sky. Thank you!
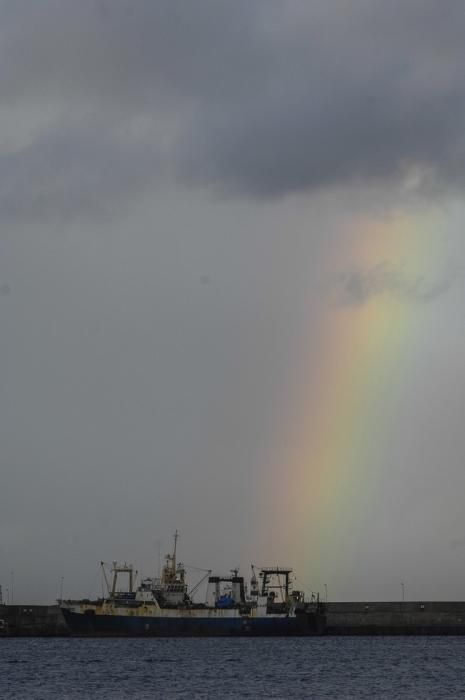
[1,0,465,604]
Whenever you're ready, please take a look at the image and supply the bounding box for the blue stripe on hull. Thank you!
[62,610,320,637]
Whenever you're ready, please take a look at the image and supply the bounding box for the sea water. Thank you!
[1,636,464,699]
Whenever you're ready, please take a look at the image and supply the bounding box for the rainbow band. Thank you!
[271,213,444,594]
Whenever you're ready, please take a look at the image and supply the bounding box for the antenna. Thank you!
[156,540,161,578]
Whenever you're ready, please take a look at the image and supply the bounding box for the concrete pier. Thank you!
[325,601,465,635]
[0,605,69,636]
[3,601,465,636]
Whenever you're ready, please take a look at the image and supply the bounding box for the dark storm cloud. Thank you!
[336,262,456,306]
[1,0,465,218]
[0,119,164,222]
[177,0,465,198]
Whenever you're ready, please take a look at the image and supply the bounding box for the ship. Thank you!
[61,533,326,636]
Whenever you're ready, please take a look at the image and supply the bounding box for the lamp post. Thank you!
[401,581,405,603]
[324,583,328,603]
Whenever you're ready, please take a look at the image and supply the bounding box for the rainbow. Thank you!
[265,211,446,595]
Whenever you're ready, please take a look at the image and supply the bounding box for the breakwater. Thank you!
[325,601,465,635]
[0,605,69,636]
[3,602,465,636]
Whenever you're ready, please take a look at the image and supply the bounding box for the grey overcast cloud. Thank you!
[1,0,465,603]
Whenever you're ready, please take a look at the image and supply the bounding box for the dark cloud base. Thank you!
[1,1,465,219]
[336,261,456,306]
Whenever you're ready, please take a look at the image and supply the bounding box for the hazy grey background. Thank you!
[1,1,465,602]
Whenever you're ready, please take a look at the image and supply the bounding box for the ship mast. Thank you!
[173,530,178,570]
[161,530,180,584]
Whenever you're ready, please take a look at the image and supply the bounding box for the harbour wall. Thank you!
[3,602,465,635]
[0,604,69,636]
[325,601,465,635]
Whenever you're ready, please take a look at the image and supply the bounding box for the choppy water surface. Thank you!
[1,637,464,699]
